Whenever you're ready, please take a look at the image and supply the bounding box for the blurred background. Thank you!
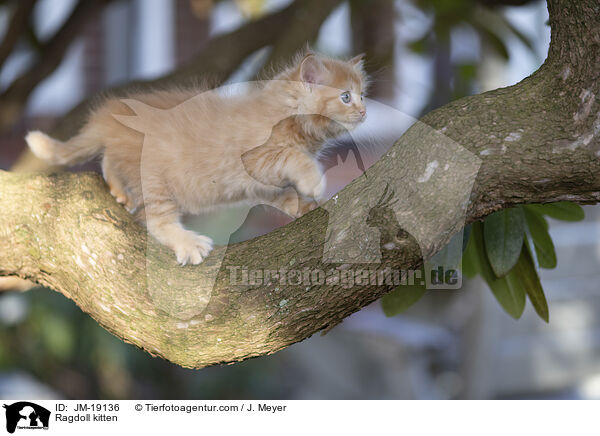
[2,0,600,400]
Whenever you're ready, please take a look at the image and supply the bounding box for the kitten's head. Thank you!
[283,50,369,130]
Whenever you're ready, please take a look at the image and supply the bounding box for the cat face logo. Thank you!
[112,84,481,318]
[320,115,481,274]
[3,402,50,433]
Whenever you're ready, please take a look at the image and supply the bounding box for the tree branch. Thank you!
[0,276,37,292]
[476,0,539,6]
[0,0,37,68]
[260,0,343,72]
[349,0,395,100]
[0,0,113,132]
[10,0,342,172]
[1,0,599,368]
[48,0,342,141]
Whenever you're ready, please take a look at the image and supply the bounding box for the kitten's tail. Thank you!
[26,130,103,166]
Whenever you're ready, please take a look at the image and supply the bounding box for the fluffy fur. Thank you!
[27,50,368,265]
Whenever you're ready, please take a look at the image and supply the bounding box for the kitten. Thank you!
[26,50,369,265]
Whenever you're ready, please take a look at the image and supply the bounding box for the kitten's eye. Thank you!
[340,91,351,104]
[360,93,364,102]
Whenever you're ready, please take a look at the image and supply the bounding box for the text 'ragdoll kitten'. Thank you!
[26,50,369,265]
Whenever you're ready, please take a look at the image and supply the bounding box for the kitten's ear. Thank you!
[299,55,328,85]
[349,53,366,70]
[302,42,315,57]
[112,99,157,133]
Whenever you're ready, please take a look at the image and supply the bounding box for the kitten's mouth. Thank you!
[341,118,365,130]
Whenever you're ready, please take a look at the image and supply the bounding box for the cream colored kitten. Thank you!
[27,50,368,265]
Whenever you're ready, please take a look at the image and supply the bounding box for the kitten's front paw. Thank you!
[296,173,325,201]
[173,233,213,265]
[297,198,319,216]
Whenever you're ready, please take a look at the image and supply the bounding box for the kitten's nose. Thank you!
[359,108,366,118]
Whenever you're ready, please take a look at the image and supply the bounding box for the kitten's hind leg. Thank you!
[145,200,213,265]
[102,159,135,212]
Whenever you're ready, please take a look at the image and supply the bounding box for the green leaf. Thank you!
[40,313,75,360]
[473,222,525,319]
[381,270,427,316]
[461,225,479,279]
[429,227,470,273]
[457,64,477,82]
[509,244,550,323]
[488,274,526,319]
[462,224,472,254]
[527,202,585,222]
[523,207,557,269]
[408,36,428,54]
[483,208,526,277]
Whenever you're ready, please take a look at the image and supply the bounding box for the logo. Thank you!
[99,81,481,320]
[3,402,50,433]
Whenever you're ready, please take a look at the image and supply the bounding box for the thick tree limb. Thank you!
[1,0,599,368]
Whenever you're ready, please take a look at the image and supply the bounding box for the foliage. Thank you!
[461,203,584,321]
[381,0,579,321]
[381,268,428,316]
[407,0,540,109]
[383,202,584,321]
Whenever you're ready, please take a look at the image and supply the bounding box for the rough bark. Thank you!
[1,0,599,368]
